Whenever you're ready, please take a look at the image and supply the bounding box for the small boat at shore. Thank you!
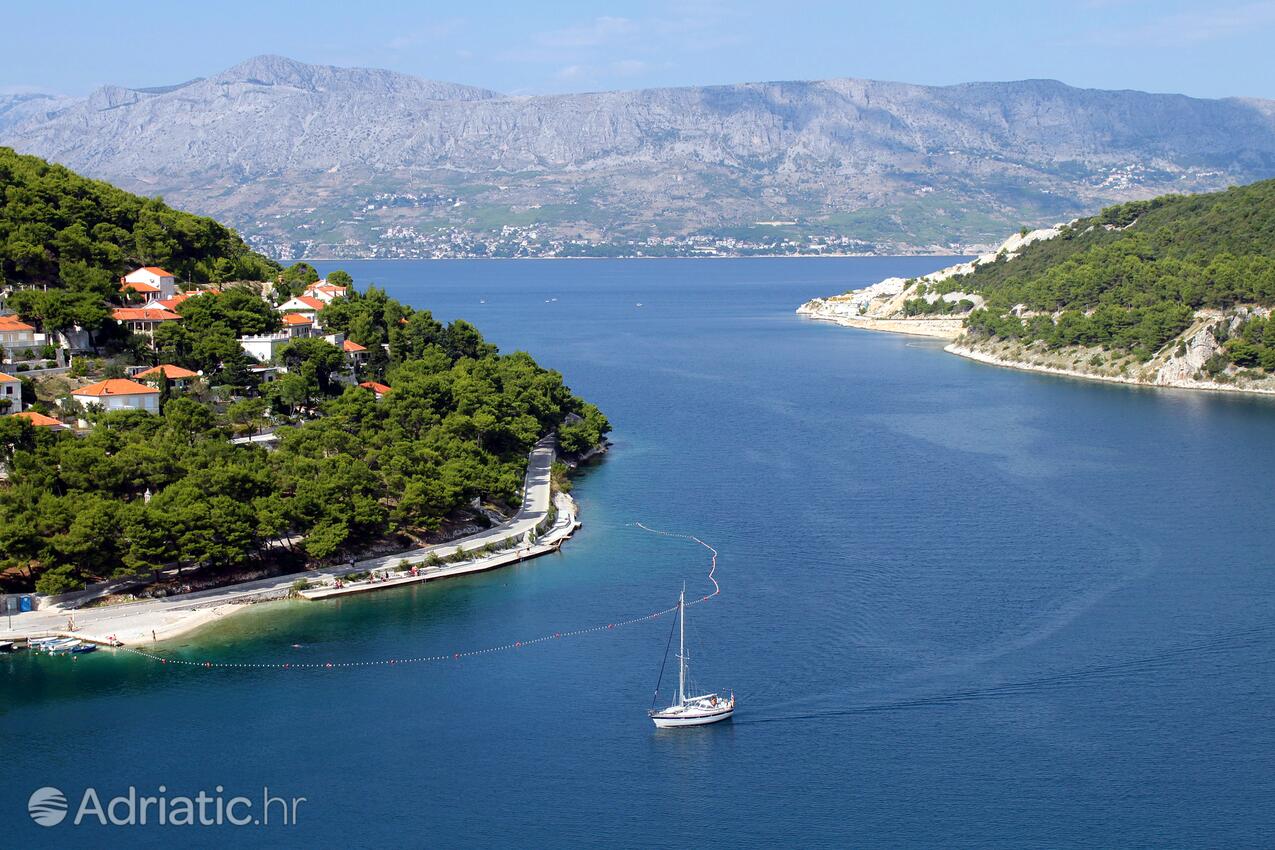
[69,642,97,654]
[44,638,82,653]
[649,588,734,728]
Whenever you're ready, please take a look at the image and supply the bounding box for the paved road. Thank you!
[0,436,559,643]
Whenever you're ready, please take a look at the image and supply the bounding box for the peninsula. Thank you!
[0,148,610,640]
[798,179,1275,396]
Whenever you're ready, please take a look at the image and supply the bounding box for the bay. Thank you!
[4,257,1274,848]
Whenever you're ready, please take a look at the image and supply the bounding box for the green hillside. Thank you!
[0,146,278,330]
[952,180,1275,363]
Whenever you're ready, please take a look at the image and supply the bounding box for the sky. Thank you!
[3,0,1275,100]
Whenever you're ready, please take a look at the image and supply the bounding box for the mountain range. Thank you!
[4,54,1275,259]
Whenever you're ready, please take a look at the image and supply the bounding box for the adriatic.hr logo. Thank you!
[28,787,68,826]
[25,784,305,828]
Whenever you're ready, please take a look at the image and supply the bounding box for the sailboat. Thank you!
[649,588,734,728]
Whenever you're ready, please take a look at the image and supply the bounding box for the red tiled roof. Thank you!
[112,308,183,322]
[0,372,19,383]
[0,315,36,331]
[136,364,199,380]
[73,379,159,397]
[281,313,313,325]
[359,381,391,395]
[11,410,62,427]
[120,280,162,294]
[342,340,367,352]
[293,295,326,311]
[137,267,174,277]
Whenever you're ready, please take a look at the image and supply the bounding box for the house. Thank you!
[358,380,391,399]
[120,267,177,300]
[281,312,315,339]
[71,379,160,416]
[248,364,283,383]
[239,333,292,363]
[11,410,67,430]
[276,295,326,324]
[303,280,349,303]
[0,372,22,413]
[0,315,38,354]
[112,307,183,341]
[343,339,368,366]
[135,364,200,389]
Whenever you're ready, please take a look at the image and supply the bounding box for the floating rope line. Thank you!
[117,522,719,671]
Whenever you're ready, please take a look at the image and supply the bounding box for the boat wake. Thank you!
[734,624,1275,726]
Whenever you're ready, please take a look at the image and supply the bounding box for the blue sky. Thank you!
[4,0,1275,99]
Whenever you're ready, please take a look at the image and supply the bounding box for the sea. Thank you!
[3,258,1274,848]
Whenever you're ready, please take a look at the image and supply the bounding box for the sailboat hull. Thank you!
[651,706,734,728]
[652,703,734,728]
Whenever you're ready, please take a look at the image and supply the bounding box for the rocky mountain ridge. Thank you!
[4,56,1275,258]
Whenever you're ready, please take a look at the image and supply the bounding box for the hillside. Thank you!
[798,180,1275,395]
[0,146,278,287]
[0,146,279,333]
[4,56,1275,258]
[0,156,609,595]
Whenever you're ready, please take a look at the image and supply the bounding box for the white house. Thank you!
[71,379,160,416]
[0,372,22,413]
[303,280,350,303]
[120,267,177,300]
[342,339,368,366]
[239,333,292,363]
[112,307,184,343]
[277,295,326,324]
[0,315,37,353]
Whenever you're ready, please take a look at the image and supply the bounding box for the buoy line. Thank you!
[118,522,719,671]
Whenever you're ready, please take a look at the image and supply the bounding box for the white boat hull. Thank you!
[651,706,734,728]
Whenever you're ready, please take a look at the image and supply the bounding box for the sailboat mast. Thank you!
[677,588,686,705]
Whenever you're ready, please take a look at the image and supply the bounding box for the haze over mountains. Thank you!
[4,54,1275,259]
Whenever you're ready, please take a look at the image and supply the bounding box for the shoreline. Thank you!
[1,438,590,649]
[4,493,581,649]
[302,252,970,263]
[944,343,1275,397]
[796,309,961,340]
[798,303,1275,399]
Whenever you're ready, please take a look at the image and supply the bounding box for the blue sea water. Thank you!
[3,258,1275,848]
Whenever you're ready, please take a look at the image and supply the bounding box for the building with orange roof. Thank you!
[120,267,177,299]
[303,280,350,304]
[71,379,160,415]
[11,410,66,429]
[135,364,200,388]
[358,380,391,399]
[281,312,315,338]
[0,314,38,352]
[277,295,326,325]
[0,372,22,413]
[112,307,183,344]
[343,338,368,365]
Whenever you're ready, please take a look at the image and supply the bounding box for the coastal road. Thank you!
[0,436,560,645]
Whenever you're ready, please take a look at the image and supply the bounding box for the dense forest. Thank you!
[947,179,1275,362]
[0,285,609,594]
[0,146,279,334]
